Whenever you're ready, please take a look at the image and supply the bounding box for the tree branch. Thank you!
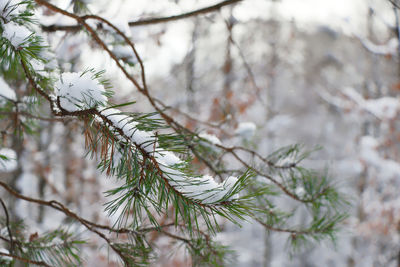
[41,0,242,32]
[33,0,324,207]
[0,181,131,265]
[0,251,51,267]
[0,198,15,253]
[128,0,242,26]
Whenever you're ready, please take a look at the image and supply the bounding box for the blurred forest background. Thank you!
[1,0,400,266]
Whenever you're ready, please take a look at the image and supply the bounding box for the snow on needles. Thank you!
[1,1,32,48]
[55,72,108,112]
[0,148,17,172]
[100,108,239,204]
[0,0,20,21]
[0,76,16,101]
[2,21,32,47]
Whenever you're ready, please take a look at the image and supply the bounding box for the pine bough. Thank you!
[0,0,348,266]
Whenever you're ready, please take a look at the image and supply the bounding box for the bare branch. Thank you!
[0,251,51,267]
[41,0,242,32]
[0,198,15,253]
[0,111,65,122]
[127,0,242,26]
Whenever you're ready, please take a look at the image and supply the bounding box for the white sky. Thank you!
[234,0,394,36]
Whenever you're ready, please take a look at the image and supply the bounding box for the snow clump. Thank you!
[2,21,32,47]
[235,122,256,139]
[199,132,222,146]
[55,72,108,112]
[0,248,12,262]
[0,148,17,172]
[0,76,16,102]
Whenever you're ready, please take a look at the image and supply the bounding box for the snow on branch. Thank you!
[99,108,239,204]
[0,0,22,22]
[343,87,399,120]
[360,136,400,180]
[55,71,108,112]
[355,33,398,56]
[0,76,16,102]
[1,21,31,47]
[0,0,34,48]
[52,70,240,205]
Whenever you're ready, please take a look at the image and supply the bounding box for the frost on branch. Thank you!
[100,108,239,204]
[55,72,108,112]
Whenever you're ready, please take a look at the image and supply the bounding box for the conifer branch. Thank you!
[0,181,133,265]
[33,0,336,207]
[0,1,348,264]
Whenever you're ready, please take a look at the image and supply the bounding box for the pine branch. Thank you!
[32,0,346,226]
[0,1,348,263]
[10,6,252,232]
[0,181,138,265]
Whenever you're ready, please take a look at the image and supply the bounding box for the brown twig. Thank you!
[0,111,64,122]
[128,0,242,26]
[0,181,130,265]
[0,198,15,253]
[41,0,242,32]
[253,217,313,236]
[20,59,53,104]
[0,251,52,267]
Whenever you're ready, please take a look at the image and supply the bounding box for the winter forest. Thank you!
[0,0,399,266]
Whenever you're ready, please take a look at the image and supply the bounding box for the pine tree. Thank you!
[0,0,348,266]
